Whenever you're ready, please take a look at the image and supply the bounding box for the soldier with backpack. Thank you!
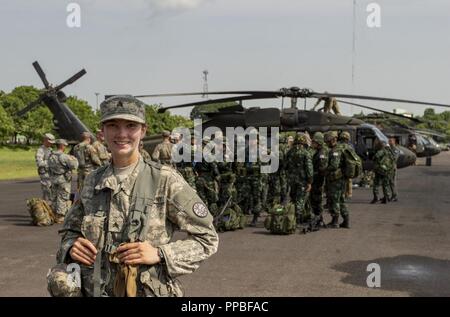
[310,132,329,230]
[48,139,79,223]
[371,139,394,204]
[73,132,102,191]
[324,131,350,229]
[287,133,313,226]
[49,96,218,297]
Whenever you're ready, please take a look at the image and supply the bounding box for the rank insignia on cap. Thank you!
[192,202,208,218]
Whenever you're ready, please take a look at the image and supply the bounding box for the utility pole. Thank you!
[95,92,100,111]
[351,0,357,115]
[202,70,209,99]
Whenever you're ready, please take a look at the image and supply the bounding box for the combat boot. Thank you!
[340,215,350,229]
[380,197,388,204]
[370,195,378,204]
[249,214,258,227]
[327,215,340,229]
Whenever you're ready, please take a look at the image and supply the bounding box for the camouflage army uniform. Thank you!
[234,162,251,214]
[140,148,152,162]
[36,145,54,201]
[57,157,218,297]
[176,146,196,189]
[386,144,399,201]
[152,140,174,166]
[325,134,348,227]
[92,140,110,166]
[372,146,392,203]
[194,161,220,217]
[287,139,313,223]
[312,96,341,115]
[311,138,329,220]
[246,160,263,224]
[74,141,102,191]
[48,150,78,219]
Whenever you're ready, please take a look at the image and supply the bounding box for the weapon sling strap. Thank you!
[92,160,162,297]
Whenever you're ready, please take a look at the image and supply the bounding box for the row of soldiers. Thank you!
[150,130,360,231]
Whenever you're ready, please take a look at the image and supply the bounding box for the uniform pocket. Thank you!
[139,265,184,297]
[81,213,106,250]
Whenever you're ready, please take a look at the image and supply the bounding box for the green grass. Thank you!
[0,145,39,180]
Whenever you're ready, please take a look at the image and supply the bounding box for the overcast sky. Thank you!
[1,0,449,117]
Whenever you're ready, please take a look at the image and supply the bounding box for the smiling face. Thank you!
[102,119,147,167]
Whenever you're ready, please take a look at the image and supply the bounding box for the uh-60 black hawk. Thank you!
[16,61,93,143]
[19,62,449,170]
[136,87,449,170]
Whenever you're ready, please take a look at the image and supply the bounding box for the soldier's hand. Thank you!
[116,241,160,266]
[305,183,312,193]
[70,237,97,266]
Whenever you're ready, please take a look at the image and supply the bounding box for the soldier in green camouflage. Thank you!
[324,131,348,228]
[338,131,354,199]
[176,136,197,188]
[387,137,399,202]
[51,95,218,297]
[194,137,220,218]
[73,132,102,192]
[287,134,313,225]
[310,132,328,227]
[35,133,55,202]
[48,139,79,223]
[371,139,393,204]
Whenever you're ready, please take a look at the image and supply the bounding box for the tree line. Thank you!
[0,86,192,144]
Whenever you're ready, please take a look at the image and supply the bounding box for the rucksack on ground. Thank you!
[264,203,296,235]
[216,206,246,232]
[27,198,56,226]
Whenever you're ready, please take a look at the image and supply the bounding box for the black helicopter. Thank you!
[136,87,450,169]
[16,61,92,143]
[352,111,442,158]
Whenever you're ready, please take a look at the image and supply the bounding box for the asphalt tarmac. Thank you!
[0,152,449,297]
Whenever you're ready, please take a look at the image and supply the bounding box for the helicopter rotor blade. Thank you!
[336,100,423,123]
[135,91,279,98]
[16,96,44,117]
[157,94,276,113]
[32,61,50,89]
[311,92,450,108]
[54,69,87,91]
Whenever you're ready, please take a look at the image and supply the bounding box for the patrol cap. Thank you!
[55,139,68,146]
[312,132,324,144]
[324,131,338,142]
[44,133,55,143]
[339,131,351,141]
[100,95,146,124]
[162,130,171,137]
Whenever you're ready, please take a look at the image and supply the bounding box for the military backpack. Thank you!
[264,203,296,235]
[341,147,363,179]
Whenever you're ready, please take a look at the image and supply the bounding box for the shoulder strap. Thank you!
[124,160,162,243]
